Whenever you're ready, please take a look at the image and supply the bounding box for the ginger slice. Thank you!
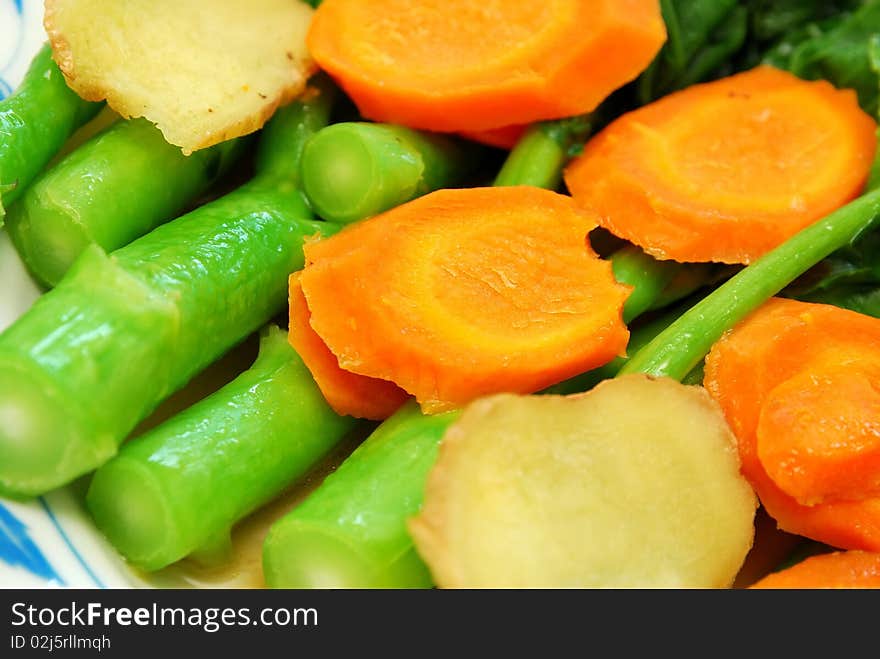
[409,375,758,588]
[46,0,315,154]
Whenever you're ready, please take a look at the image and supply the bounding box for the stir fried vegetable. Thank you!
[2,0,880,591]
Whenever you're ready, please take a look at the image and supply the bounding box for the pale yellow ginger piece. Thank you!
[45,0,315,154]
[409,374,758,588]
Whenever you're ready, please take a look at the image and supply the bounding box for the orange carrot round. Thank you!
[564,66,878,264]
[704,298,880,550]
[757,364,880,505]
[306,0,666,132]
[299,186,631,413]
[749,550,880,589]
[288,273,410,420]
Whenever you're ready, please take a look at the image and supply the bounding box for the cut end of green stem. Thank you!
[86,456,179,571]
[0,358,91,498]
[5,197,92,288]
[300,124,397,224]
[262,521,382,588]
[262,520,432,589]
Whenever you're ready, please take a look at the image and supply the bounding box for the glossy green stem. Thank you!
[611,245,682,323]
[300,121,472,224]
[492,115,593,189]
[0,89,338,498]
[86,325,362,571]
[0,44,102,215]
[6,119,245,287]
[620,188,880,380]
[263,402,458,588]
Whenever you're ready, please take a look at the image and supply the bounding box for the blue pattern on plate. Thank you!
[38,498,105,588]
[0,503,63,583]
[0,0,24,100]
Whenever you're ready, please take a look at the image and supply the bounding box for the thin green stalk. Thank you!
[492,115,592,189]
[620,189,880,380]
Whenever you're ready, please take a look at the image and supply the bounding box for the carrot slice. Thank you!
[306,0,666,132]
[704,298,880,550]
[749,550,880,589]
[458,125,527,150]
[757,365,880,505]
[299,186,631,413]
[288,273,409,420]
[564,66,878,264]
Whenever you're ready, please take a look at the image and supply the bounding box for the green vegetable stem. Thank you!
[87,325,362,571]
[6,118,246,287]
[0,44,102,218]
[300,121,474,224]
[263,402,455,588]
[0,81,338,498]
[492,114,593,189]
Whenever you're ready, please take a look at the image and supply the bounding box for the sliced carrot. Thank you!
[757,364,880,505]
[288,273,409,420]
[749,550,880,589]
[306,0,666,132]
[299,186,631,413]
[458,125,527,150]
[704,298,880,550]
[564,66,878,264]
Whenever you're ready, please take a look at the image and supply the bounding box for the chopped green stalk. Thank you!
[0,44,102,216]
[0,89,338,498]
[611,245,682,323]
[6,119,246,287]
[300,121,472,223]
[492,115,592,189]
[620,188,880,380]
[263,402,457,588]
[86,325,362,571]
